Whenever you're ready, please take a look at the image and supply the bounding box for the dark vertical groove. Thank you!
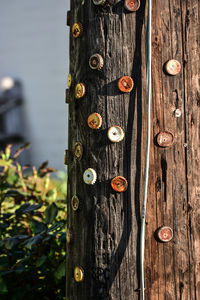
[179,1,193,299]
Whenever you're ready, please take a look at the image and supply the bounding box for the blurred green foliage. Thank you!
[0,144,67,300]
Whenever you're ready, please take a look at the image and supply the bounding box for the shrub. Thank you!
[0,144,67,300]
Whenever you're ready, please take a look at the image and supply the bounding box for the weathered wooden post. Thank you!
[65,1,199,299]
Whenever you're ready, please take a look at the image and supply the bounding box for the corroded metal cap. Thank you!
[157,131,174,148]
[83,168,97,185]
[88,113,102,129]
[165,59,181,75]
[108,126,125,142]
[111,176,128,192]
[89,54,104,70]
[71,195,80,211]
[74,266,84,282]
[118,76,134,93]
[67,73,72,88]
[72,22,83,38]
[157,226,173,243]
[74,142,83,161]
[124,0,140,12]
[75,83,86,99]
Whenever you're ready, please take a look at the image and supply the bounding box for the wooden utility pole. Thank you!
[66,1,199,299]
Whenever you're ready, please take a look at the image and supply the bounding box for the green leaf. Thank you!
[0,277,8,294]
[47,222,64,232]
[38,161,49,172]
[22,204,42,213]
[5,190,22,197]
[4,237,19,250]
[54,261,65,280]
[46,189,57,201]
[0,223,9,229]
[22,234,43,249]
[36,255,47,267]
[45,203,58,224]
[14,235,29,240]
[0,159,12,167]
[15,203,42,214]
[15,203,30,214]
[59,232,66,243]
[30,220,47,234]
[13,142,30,159]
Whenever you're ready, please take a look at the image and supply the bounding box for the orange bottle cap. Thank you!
[111,176,128,192]
[88,113,102,129]
[157,131,174,148]
[124,0,140,12]
[118,76,134,93]
[157,226,173,243]
[165,59,181,75]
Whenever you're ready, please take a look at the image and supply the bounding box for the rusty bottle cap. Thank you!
[75,83,86,99]
[157,131,174,148]
[111,176,128,192]
[165,59,181,75]
[66,228,73,244]
[74,266,84,282]
[71,195,80,211]
[89,54,104,70]
[74,142,83,161]
[83,168,97,185]
[118,76,134,93]
[72,22,83,38]
[67,73,72,88]
[157,226,173,243]
[108,126,125,142]
[92,0,106,5]
[88,113,102,129]
[124,0,140,12]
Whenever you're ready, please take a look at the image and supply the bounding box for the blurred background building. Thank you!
[0,0,69,170]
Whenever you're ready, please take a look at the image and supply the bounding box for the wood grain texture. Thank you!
[66,1,199,299]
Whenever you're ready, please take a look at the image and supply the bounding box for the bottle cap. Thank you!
[88,113,102,129]
[71,195,80,211]
[165,59,181,75]
[157,131,174,147]
[75,83,86,99]
[118,76,134,93]
[111,176,128,192]
[157,226,173,243]
[83,168,97,185]
[108,126,125,142]
[74,266,84,282]
[124,0,140,12]
[174,109,182,118]
[74,142,83,161]
[72,22,83,38]
[89,54,104,70]
[67,74,72,88]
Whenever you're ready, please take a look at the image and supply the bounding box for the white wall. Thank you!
[0,0,69,170]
